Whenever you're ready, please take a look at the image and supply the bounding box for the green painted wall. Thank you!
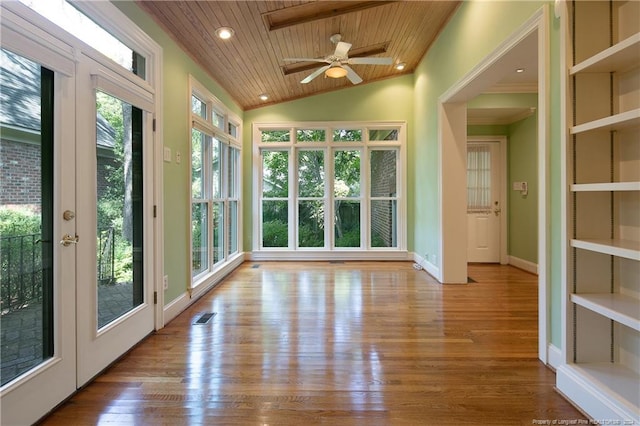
[243,75,415,251]
[508,113,538,263]
[412,1,562,347]
[111,2,242,304]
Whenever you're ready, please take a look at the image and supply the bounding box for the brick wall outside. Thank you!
[370,149,397,247]
[0,139,41,213]
[1,139,117,213]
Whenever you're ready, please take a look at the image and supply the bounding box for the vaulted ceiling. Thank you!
[135,1,462,110]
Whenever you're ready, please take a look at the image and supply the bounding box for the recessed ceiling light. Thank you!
[395,62,406,71]
[215,27,234,40]
[516,68,525,73]
[259,94,269,101]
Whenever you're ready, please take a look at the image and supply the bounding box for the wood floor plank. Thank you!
[40,262,585,425]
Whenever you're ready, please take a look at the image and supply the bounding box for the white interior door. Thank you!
[75,55,155,386]
[467,141,503,263]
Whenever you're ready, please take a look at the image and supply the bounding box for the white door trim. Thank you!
[468,136,508,265]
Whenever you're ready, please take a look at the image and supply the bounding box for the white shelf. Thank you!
[571,182,640,192]
[571,238,640,261]
[572,293,640,331]
[571,33,640,75]
[560,363,640,417]
[571,108,640,134]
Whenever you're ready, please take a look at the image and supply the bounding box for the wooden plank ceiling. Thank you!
[135,1,461,110]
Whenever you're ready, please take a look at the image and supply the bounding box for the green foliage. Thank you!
[0,208,40,237]
[333,129,362,142]
[335,229,361,247]
[261,130,290,142]
[298,224,324,247]
[296,129,325,142]
[262,151,289,197]
[113,239,132,283]
[262,220,288,247]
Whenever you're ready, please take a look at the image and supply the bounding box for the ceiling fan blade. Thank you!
[334,41,352,58]
[347,57,393,65]
[283,58,330,63]
[301,65,331,84]
[342,65,363,85]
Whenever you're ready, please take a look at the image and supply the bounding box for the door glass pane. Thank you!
[0,50,54,385]
[334,201,360,248]
[371,200,397,248]
[467,144,491,212]
[191,203,208,277]
[299,201,324,248]
[96,91,143,329]
[19,0,146,78]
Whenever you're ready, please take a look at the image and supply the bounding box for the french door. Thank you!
[75,55,155,386]
[1,5,156,423]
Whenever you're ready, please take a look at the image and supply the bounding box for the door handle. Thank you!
[60,234,79,246]
[493,208,501,216]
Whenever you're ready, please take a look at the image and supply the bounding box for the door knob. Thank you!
[493,208,501,216]
[60,234,79,246]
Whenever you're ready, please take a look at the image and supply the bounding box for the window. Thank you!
[190,77,241,285]
[254,122,405,252]
[467,144,491,212]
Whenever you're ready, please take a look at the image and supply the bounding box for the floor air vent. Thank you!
[251,264,261,269]
[193,312,216,324]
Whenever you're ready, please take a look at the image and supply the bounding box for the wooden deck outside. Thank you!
[41,262,585,425]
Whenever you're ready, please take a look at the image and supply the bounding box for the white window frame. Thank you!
[252,121,407,261]
[189,76,242,293]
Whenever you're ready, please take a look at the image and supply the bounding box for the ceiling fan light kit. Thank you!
[325,66,348,79]
[284,34,392,85]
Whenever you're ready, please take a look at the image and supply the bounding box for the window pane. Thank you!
[261,129,290,142]
[262,200,288,247]
[296,129,325,142]
[191,95,206,118]
[191,203,208,276]
[262,151,289,198]
[228,122,238,138]
[212,202,224,264]
[214,112,224,130]
[299,200,324,247]
[334,150,360,197]
[19,0,146,78]
[334,201,360,247]
[95,91,144,329]
[298,150,324,197]
[0,50,54,385]
[370,150,397,197]
[371,200,397,248]
[228,147,239,198]
[333,129,362,142]
[212,138,221,199]
[228,201,238,255]
[191,129,205,199]
[368,129,398,141]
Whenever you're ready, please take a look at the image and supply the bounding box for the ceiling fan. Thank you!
[283,34,393,85]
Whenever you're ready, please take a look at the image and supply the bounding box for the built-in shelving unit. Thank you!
[557,0,640,422]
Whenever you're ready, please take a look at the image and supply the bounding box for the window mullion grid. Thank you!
[288,143,294,249]
[361,146,369,249]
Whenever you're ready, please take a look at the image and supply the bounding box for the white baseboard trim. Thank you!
[547,343,562,370]
[163,253,245,325]
[413,252,441,282]
[249,250,412,262]
[163,291,190,325]
[508,255,538,274]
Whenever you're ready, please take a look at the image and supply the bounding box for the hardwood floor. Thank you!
[41,262,585,425]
